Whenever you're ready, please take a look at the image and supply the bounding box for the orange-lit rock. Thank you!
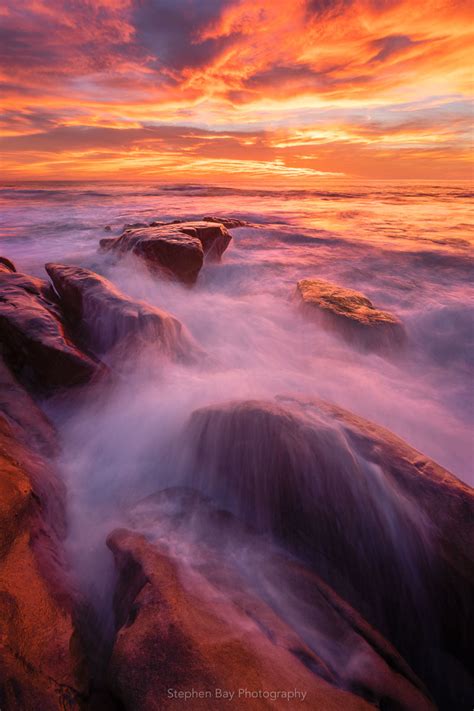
[0,361,87,709]
[0,256,16,273]
[295,278,405,352]
[202,215,249,229]
[0,264,99,393]
[158,216,247,229]
[105,488,434,711]
[46,263,201,362]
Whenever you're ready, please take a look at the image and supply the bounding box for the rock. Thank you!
[0,360,88,708]
[182,397,474,708]
[105,488,434,711]
[46,263,201,362]
[202,215,248,229]
[99,237,116,253]
[104,225,112,232]
[159,216,247,229]
[101,226,203,284]
[163,220,233,257]
[123,222,148,231]
[101,222,232,284]
[0,256,16,273]
[181,221,232,260]
[0,359,57,457]
[295,278,405,352]
[0,265,100,393]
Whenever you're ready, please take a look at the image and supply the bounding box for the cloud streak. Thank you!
[0,0,472,181]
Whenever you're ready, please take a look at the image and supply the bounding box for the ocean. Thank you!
[1,180,472,483]
[2,179,473,707]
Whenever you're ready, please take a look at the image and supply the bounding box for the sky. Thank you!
[0,0,473,183]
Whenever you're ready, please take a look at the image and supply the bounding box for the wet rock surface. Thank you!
[202,215,249,229]
[0,187,471,711]
[183,396,474,708]
[100,221,232,283]
[0,260,99,393]
[0,360,88,709]
[0,257,16,273]
[296,278,405,352]
[46,263,202,363]
[106,488,434,711]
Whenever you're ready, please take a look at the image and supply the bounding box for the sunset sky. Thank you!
[1,0,473,183]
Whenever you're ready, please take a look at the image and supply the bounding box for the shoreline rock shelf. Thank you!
[295,278,405,352]
[46,263,202,363]
[99,221,233,284]
[0,260,100,393]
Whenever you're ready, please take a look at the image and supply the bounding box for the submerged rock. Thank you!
[295,278,405,351]
[106,489,433,711]
[182,397,474,708]
[100,221,232,284]
[0,360,87,708]
[0,263,99,393]
[46,263,201,362]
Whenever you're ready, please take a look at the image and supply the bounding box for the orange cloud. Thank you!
[0,0,472,181]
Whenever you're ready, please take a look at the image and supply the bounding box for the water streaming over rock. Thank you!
[2,180,473,708]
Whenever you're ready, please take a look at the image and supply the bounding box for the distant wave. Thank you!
[1,181,472,203]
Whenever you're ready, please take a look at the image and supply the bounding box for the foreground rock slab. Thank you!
[99,221,232,284]
[0,360,87,708]
[295,278,405,352]
[183,397,474,708]
[46,263,201,362]
[0,259,99,393]
[106,488,433,711]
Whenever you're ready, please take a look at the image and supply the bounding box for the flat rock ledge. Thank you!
[296,278,405,352]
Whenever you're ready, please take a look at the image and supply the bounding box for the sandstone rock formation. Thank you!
[99,221,232,284]
[0,257,16,272]
[0,259,99,393]
[46,263,201,362]
[149,216,247,229]
[202,215,248,228]
[295,278,405,351]
[105,488,434,711]
[182,397,474,708]
[0,360,88,708]
[123,222,148,231]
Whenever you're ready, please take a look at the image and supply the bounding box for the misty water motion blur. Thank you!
[1,180,473,708]
[2,180,472,478]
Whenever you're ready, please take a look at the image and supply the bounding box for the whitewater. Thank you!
[1,179,473,709]
[1,180,472,481]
